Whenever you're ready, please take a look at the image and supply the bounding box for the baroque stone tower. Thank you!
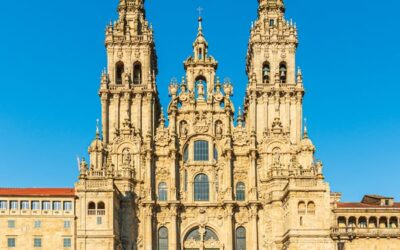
[75,0,161,249]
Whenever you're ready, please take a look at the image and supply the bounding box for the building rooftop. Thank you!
[0,188,75,197]
[337,202,400,209]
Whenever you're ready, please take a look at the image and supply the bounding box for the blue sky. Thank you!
[0,0,399,202]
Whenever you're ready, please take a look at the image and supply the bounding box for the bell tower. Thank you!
[101,0,160,144]
[245,0,303,144]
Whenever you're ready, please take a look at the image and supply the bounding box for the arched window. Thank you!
[213,145,218,161]
[348,217,356,228]
[184,227,220,249]
[97,201,105,215]
[379,217,388,228]
[194,174,209,201]
[358,217,367,228]
[116,61,124,85]
[158,227,168,250]
[369,217,377,228]
[307,201,315,215]
[158,182,168,201]
[133,63,142,84]
[186,227,201,241]
[279,62,287,83]
[236,227,246,250]
[298,202,306,215]
[204,227,218,241]
[88,202,96,215]
[389,217,398,228]
[183,145,189,163]
[184,170,188,191]
[338,217,347,228]
[194,140,209,161]
[236,182,246,201]
[262,62,270,83]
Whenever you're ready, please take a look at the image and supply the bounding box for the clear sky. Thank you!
[0,0,399,202]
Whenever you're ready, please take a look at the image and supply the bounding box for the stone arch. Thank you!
[279,61,287,83]
[358,217,367,228]
[182,224,224,250]
[369,217,377,228]
[262,61,271,83]
[348,216,356,227]
[115,61,124,85]
[132,61,142,85]
[379,217,388,228]
[389,217,398,228]
[298,201,306,215]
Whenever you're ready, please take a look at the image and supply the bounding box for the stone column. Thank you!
[224,150,233,200]
[170,153,177,200]
[144,205,153,250]
[225,204,234,250]
[101,94,109,143]
[249,150,257,200]
[170,205,178,250]
[296,92,302,144]
[251,205,259,250]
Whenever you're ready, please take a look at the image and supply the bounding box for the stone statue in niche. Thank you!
[272,148,281,165]
[180,121,188,139]
[122,148,132,165]
[197,80,205,100]
[215,121,223,139]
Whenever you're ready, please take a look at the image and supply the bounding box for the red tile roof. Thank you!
[337,202,400,209]
[0,188,75,197]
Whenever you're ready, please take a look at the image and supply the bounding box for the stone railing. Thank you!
[331,227,400,239]
[88,170,106,178]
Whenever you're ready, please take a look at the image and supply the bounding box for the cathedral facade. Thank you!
[0,0,399,250]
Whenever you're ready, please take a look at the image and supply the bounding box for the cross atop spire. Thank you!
[197,6,203,18]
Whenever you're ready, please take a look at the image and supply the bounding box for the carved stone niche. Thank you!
[113,141,139,174]
[215,120,223,140]
[180,120,189,139]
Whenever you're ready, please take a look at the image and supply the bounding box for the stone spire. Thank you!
[258,0,285,18]
[106,0,152,43]
[193,16,209,62]
[184,15,218,93]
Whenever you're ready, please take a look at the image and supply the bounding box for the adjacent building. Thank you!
[1,0,399,249]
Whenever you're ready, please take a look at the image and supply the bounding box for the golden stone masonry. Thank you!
[1,0,399,249]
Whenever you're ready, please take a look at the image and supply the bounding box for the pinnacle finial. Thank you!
[303,118,308,138]
[96,119,100,139]
[197,7,204,32]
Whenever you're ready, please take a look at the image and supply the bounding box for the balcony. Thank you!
[331,227,400,239]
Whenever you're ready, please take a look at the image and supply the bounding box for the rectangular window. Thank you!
[63,201,72,211]
[34,238,42,248]
[34,220,41,228]
[8,238,16,248]
[8,220,15,228]
[32,201,40,210]
[21,200,29,210]
[0,200,7,209]
[10,201,18,210]
[338,242,345,250]
[270,19,275,26]
[42,201,51,210]
[64,221,71,229]
[97,217,102,225]
[194,140,209,161]
[63,238,72,248]
[53,201,62,210]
